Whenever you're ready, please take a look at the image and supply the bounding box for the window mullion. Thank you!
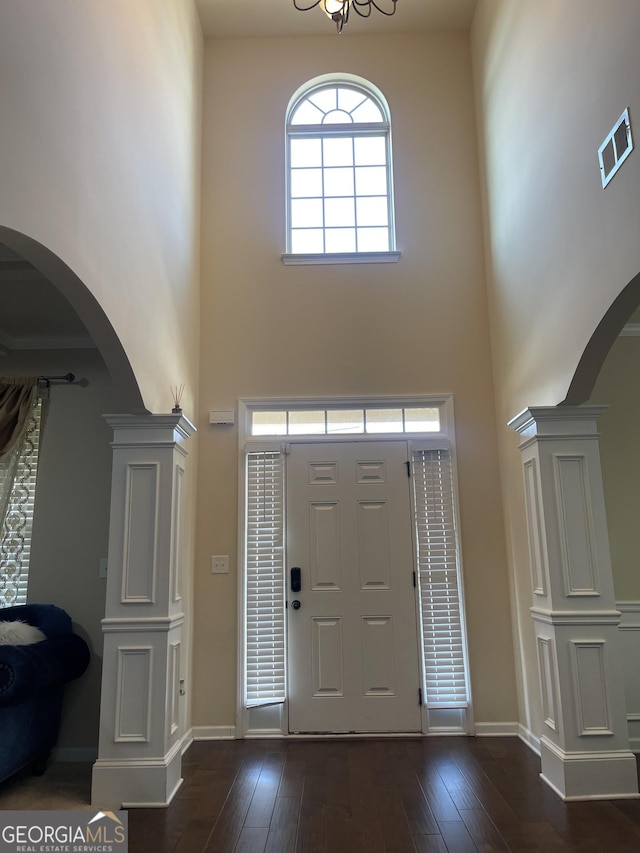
[321,137,327,253]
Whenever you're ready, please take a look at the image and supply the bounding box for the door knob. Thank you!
[291,600,301,610]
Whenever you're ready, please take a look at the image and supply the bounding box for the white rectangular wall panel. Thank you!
[171,464,185,603]
[169,642,180,736]
[617,603,640,750]
[553,455,599,595]
[310,502,341,590]
[362,616,395,696]
[122,463,159,603]
[115,647,153,742]
[570,641,613,735]
[537,635,557,731]
[312,617,344,697]
[524,458,547,595]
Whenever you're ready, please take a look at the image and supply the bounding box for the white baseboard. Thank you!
[180,729,194,754]
[92,740,183,808]
[517,724,541,755]
[474,722,519,737]
[52,747,98,763]
[244,729,288,739]
[188,722,543,751]
[191,725,236,740]
[627,714,640,754]
[121,777,184,809]
[539,736,639,800]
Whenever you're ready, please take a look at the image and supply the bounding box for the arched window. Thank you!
[285,75,397,259]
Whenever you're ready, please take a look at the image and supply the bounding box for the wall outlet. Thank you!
[211,555,229,574]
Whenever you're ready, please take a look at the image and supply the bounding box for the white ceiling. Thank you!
[195,0,477,39]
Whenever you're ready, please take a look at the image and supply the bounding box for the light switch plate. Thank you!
[211,555,229,574]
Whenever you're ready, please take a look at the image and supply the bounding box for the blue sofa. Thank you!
[0,603,90,783]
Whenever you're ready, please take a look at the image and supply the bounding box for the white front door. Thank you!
[286,441,422,733]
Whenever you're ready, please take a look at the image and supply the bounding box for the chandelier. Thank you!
[293,0,398,34]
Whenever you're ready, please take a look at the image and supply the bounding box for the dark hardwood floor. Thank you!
[128,737,640,852]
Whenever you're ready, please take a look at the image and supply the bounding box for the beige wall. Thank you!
[2,348,117,753]
[472,0,640,737]
[0,0,202,415]
[589,334,640,602]
[194,33,518,729]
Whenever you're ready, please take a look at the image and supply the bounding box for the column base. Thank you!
[91,740,183,808]
[540,735,639,800]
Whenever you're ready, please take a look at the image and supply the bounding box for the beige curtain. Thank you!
[0,378,38,533]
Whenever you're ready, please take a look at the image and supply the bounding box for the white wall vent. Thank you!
[598,108,633,188]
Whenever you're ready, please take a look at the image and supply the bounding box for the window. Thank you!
[284,75,398,262]
[251,405,441,436]
[244,450,286,707]
[0,398,42,607]
[412,448,469,708]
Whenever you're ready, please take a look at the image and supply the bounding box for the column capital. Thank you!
[509,405,608,444]
[104,413,196,450]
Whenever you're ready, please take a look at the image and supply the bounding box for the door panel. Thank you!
[312,617,344,696]
[362,616,396,696]
[357,500,391,588]
[287,441,422,733]
[309,502,341,589]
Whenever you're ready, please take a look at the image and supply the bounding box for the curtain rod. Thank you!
[38,373,76,387]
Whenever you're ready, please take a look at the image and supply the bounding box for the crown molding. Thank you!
[0,330,95,352]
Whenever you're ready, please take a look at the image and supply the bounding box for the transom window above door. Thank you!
[283,75,399,265]
[251,405,441,436]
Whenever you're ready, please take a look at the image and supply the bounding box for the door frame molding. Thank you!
[235,394,469,738]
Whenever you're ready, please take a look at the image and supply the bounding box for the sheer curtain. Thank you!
[0,378,39,606]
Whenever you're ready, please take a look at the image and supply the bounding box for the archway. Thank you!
[0,228,195,807]
[575,271,640,756]
[0,229,143,801]
[0,226,144,413]
[562,270,640,406]
[508,270,640,800]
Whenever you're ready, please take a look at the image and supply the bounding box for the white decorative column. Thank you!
[92,414,195,808]
[510,406,638,800]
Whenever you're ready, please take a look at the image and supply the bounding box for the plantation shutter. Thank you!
[0,398,43,607]
[245,450,286,707]
[412,448,469,707]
